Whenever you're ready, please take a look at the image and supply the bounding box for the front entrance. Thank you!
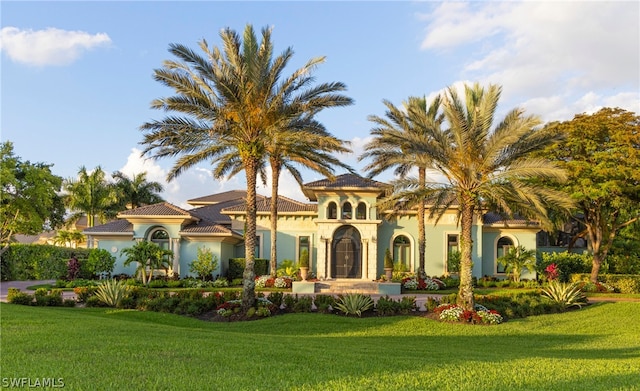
[332,225,361,278]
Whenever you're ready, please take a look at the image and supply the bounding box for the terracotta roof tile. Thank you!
[303,173,389,189]
[187,190,267,205]
[222,196,317,213]
[84,220,133,233]
[118,202,192,217]
[483,212,539,226]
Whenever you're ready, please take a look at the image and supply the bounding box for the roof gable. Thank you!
[302,174,390,201]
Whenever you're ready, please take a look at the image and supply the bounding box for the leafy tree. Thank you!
[541,108,640,282]
[374,83,571,310]
[189,246,219,281]
[362,96,443,278]
[112,171,164,210]
[0,141,65,253]
[53,229,85,248]
[63,166,118,227]
[497,245,536,282]
[140,25,351,310]
[86,248,116,277]
[121,241,173,285]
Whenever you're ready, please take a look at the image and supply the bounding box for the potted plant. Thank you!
[384,248,394,281]
[298,249,309,281]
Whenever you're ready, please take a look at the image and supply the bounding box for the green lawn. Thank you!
[1,302,639,390]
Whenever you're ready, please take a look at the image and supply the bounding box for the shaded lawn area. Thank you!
[1,302,639,390]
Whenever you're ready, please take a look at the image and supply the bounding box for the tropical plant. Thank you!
[333,293,374,317]
[139,25,351,311]
[362,96,444,278]
[112,171,164,210]
[188,246,219,281]
[497,245,537,282]
[541,280,587,310]
[94,279,131,308]
[367,83,571,310]
[540,108,640,283]
[53,229,85,248]
[121,241,173,285]
[63,166,118,227]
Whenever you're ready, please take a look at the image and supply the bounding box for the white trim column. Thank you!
[171,238,180,277]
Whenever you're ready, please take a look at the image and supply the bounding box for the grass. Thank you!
[2,302,639,390]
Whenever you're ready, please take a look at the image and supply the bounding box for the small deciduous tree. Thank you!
[189,246,219,281]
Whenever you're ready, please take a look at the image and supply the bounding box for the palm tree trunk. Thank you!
[417,167,426,278]
[269,160,281,277]
[457,197,475,311]
[242,158,258,310]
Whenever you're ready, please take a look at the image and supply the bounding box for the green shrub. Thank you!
[8,291,33,305]
[313,294,335,313]
[147,279,167,288]
[425,297,440,312]
[73,286,97,303]
[283,294,296,312]
[94,279,131,307]
[1,244,91,281]
[7,288,21,302]
[268,292,284,308]
[614,278,640,294]
[334,293,374,317]
[292,296,313,313]
[85,295,108,307]
[227,258,269,280]
[86,248,116,278]
[375,295,398,316]
[397,296,418,314]
[538,252,592,282]
[62,299,76,307]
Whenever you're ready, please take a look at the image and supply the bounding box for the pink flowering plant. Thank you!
[545,263,559,281]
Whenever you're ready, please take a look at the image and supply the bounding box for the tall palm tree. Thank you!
[266,116,353,277]
[140,24,352,310]
[112,171,164,210]
[379,83,571,310]
[361,96,443,278]
[64,166,118,227]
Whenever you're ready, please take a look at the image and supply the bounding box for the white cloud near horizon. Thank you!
[0,26,111,66]
[419,2,639,121]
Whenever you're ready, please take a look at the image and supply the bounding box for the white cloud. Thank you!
[0,26,111,66]
[419,2,639,121]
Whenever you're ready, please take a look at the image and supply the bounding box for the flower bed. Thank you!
[434,303,504,324]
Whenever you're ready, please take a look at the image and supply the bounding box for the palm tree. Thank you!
[64,166,118,227]
[378,83,571,310]
[361,96,443,278]
[121,241,173,285]
[140,24,352,310]
[497,245,536,282]
[266,116,353,277]
[112,171,164,210]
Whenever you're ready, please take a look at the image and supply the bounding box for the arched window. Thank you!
[342,202,352,219]
[149,228,169,250]
[496,236,514,274]
[356,202,367,220]
[327,202,337,219]
[393,235,411,272]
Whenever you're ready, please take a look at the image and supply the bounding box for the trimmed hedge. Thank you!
[1,244,92,281]
[571,273,640,294]
[227,258,269,280]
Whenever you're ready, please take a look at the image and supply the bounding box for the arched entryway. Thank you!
[332,225,361,278]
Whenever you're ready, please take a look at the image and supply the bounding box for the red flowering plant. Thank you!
[545,263,559,281]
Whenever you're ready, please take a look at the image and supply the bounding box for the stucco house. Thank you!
[84,174,540,281]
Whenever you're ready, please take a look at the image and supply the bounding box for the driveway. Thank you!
[0,280,76,302]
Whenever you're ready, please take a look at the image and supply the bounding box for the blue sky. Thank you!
[2,1,639,207]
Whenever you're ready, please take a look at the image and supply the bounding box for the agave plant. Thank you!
[333,293,374,317]
[541,280,587,310]
[94,279,131,308]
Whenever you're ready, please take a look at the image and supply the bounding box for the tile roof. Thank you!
[222,195,317,213]
[180,221,237,235]
[117,202,192,217]
[302,174,390,201]
[304,173,389,189]
[187,190,261,206]
[84,220,133,234]
[483,212,540,227]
